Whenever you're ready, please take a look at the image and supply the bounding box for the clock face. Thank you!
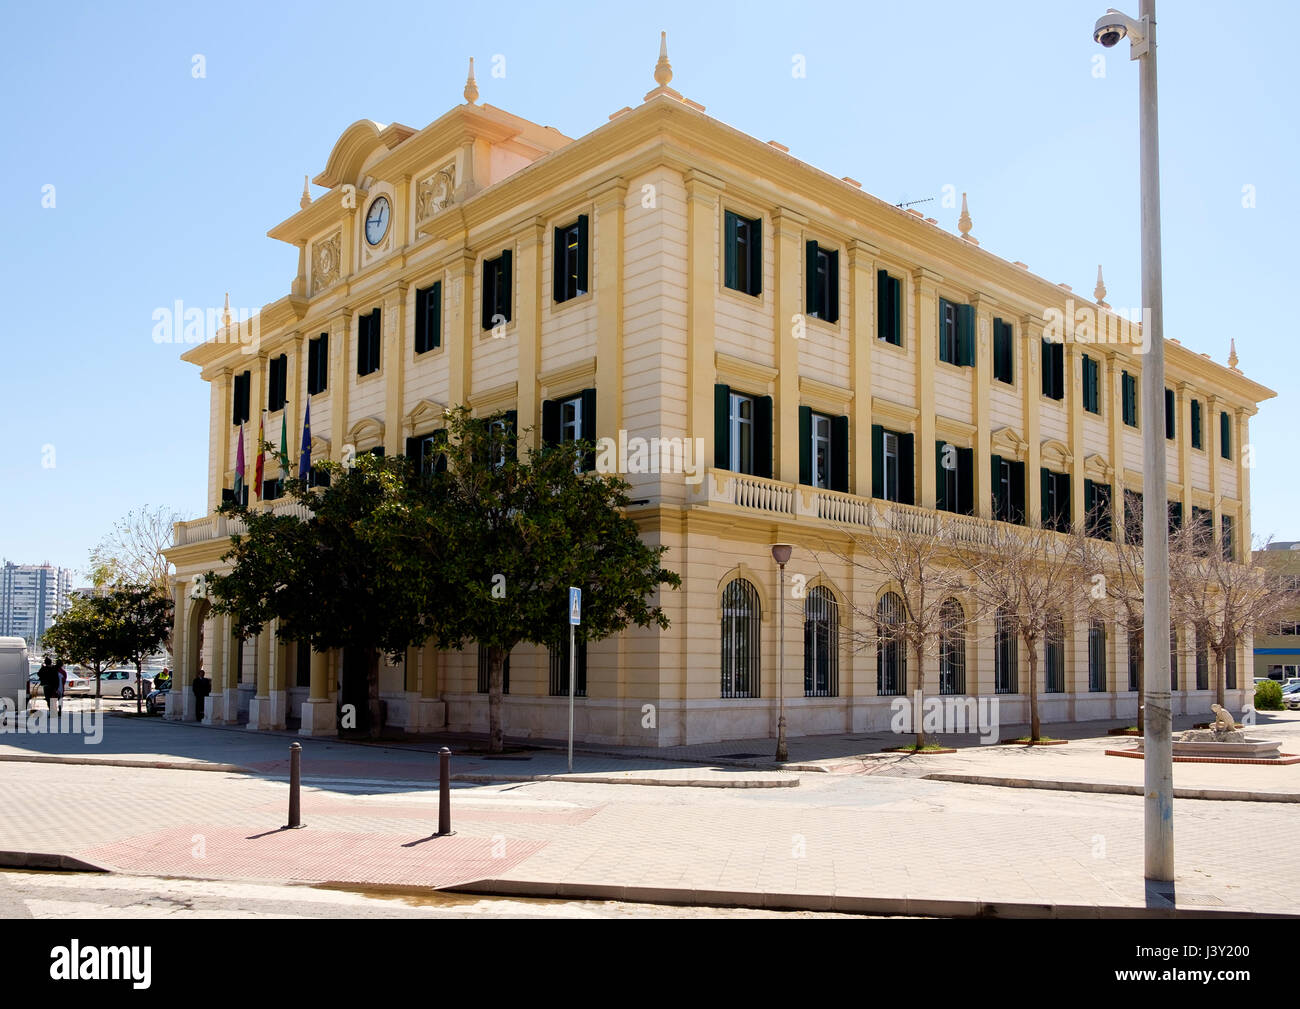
[364,196,390,246]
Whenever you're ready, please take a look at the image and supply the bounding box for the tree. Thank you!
[1169,514,1299,709]
[41,592,121,699]
[823,503,967,750]
[207,452,441,738]
[412,408,681,753]
[108,585,174,713]
[88,505,183,596]
[959,517,1100,742]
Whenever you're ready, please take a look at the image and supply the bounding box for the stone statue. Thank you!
[1210,704,1236,733]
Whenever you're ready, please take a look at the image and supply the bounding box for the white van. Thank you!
[0,637,29,719]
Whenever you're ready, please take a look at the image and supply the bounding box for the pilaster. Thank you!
[773,207,807,484]
[913,268,942,509]
[1022,315,1045,524]
[515,219,546,450]
[382,281,410,455]
[848,241,877,496]
[591,179,627,445]
[970,293,996,519]
[685,171,722,467]
[1066,343,1085,526]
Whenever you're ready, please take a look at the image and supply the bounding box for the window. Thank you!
[261,478,283,501]
[877,271,901,345]
[482,250,513,330]
[803,586,839,697]
[805,241,838,322]
[232,371,251,425]
[267,354,288,412]
[415,282,441,354]
[936,441,974,516]
[992,318,1014,384]
[1041,339,1064,400]
[1127,618,1142,691]
[939,598,966,696]
[553,216,589,303]
[1045,611,1065,693]
[1089,620,1107,692]
[1195,629,1209,691]
[1121,371,1138,427]
[1167,500,1182,539]
[1191,398,1203,449]
[1041,468,1071,532]
[357,308,381,376]
[405,429,448,480]
[724,210,761,297]
[991,454,1025,524]
[488,411,518,470]
[1225,644,1237,690]
[1220,411,1231,459]
[1221,514,1234,561]
[1164,387,1175,440]
[222,485,249,506]
[1191,506,1213,555]
[306,334,328,395]
[721,578,761,698]
[799,408,848,491]
[714,385,773,478]
[1124,490,1143,546]
[938,299,974,366]
[872,426,914,504]
[1169,625,1179,690]
[995,606,1018,694]
[876,592,906,696]
[1084,479,1112,540]
[476,647,510,694]
[542,390,596,472]
[306,465,330,489]
[549,640,587,697]
[1082,354,1100,414]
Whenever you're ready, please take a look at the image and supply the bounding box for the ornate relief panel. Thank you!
[311,230,342,296]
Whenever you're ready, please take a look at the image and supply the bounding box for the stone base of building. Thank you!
[246,695,271,730]
[268,690,287,730]
[409,697,447,732]
[298,698,337,737]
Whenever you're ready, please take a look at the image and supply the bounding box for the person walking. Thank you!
[192,668,211,722]
[37,657,62,719]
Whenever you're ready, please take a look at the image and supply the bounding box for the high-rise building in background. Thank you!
[0,561,73,645]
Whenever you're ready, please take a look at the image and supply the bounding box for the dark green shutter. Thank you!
[1060,473,1071,527]
[481,260,493,330]
[748,217,762,296]
[826,250,839,324]
[405,435,419,460]
[798,406,812,485]
[892,276,901,344]
[430,282,441,349]
[1041,468,1052,527]
[871,424,884,497]
[754,395,773,479]
[576,215,590,293]
[1010,461,1025,524]
[991,454,1003,518]
[504,409,518,456]
[1041,340,1051,397]
[1164,388,1175,439]
[724,212,738,290]
[553,226,565,302]
[1084,478,1096,533]
[877,271,889,341]
[580,388,597,471]
[805,242,818,317]
[958,304,975,366]
[898,433,915,505]
[499,250,512,323]
[936,441,947,510]
[1220,411,1230,459]
[958,447,973,515]
[1191,399,1202,447]
[714,384,731,469]
[831,415,849,491]
[541,399,559,444]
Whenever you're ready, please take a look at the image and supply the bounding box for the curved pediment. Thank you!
[346,417,385,450]
[314,119,417,189]
[1040,438,1073,469]
[1083,452,1113,481]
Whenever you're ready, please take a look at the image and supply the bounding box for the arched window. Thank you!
[876,592,906,696]
[938,597,966,695]
[803,586,839,697]
[1088,619,1107,692]
[1045,610,1065,693]
[995,606,1018,694]
[721,578,761,698]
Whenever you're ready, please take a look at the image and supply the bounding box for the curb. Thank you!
[444,878,1297,919]
[449,772,797,788]
[923,771,1300,803]
[0,851,111,873]
[0,753,253,774]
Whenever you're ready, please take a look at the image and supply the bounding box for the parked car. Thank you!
[144,687,170,716]
[1283,682,1300,711]
[61,672,95,696]
[98,669,152,699]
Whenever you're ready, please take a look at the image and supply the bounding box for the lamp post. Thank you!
[771,543,793,762]
[1092,1,1173,883]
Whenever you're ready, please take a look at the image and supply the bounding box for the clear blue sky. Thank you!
[1,0,1296,576]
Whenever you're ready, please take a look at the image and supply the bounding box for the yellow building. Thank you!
[166,42,1274,745]
[1253,543,1300,683]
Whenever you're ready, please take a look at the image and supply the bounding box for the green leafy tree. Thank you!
[411,408,681,752]
[41,592,121,699]
[107,585,174,713]
[207,452,443,737]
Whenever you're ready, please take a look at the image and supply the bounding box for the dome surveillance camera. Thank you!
[1092,9,1145,51]
[1094,23,1125,47]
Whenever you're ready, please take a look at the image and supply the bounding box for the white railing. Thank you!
[172,499,312,547]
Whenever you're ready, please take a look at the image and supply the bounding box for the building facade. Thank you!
[165,47,1275,744]
[1254,542,1300,682]
[0,561,73,646]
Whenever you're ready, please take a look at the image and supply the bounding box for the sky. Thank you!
[1,0,1296,578]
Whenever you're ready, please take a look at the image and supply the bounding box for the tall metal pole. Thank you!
[1137,0,1174,883]
[567,621,575,772]
[775,561,788,763]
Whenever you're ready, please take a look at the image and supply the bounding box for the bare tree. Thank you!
[88,505,185,597]
[822,503,968,749]
[959,517,1101,742]
[1169,510,1298,709]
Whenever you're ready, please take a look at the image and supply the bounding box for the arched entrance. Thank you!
[183,597,210,721]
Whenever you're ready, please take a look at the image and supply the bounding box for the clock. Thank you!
[364,196,390,246]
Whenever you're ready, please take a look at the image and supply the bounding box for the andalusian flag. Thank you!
[234,422,246,500]
[299,400,312,482]
[279,408,290,475]
[254,413,265,499]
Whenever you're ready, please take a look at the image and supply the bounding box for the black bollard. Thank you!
[285,741,306,829]
[437,746,453,836]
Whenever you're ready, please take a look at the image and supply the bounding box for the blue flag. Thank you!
[298,400,311,482]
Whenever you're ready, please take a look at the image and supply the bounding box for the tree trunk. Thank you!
[488,645,505,754]
[1213,648,1225,710]
[135,661,143,715]
[340,644,381,738]
[1026,638,1040,742]
[913,643,926,750]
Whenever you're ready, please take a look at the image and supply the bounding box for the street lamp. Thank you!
[1092,1,1173,884]
[771,543,793,762]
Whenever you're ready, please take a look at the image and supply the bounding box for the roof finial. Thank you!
[1228,337,1239,371]
[957,192,977,244]
[299,175,312,210]
[222,291,231,331]
[464,57,479,104]
[1094,264,1109,307]
[654,31,673,87]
